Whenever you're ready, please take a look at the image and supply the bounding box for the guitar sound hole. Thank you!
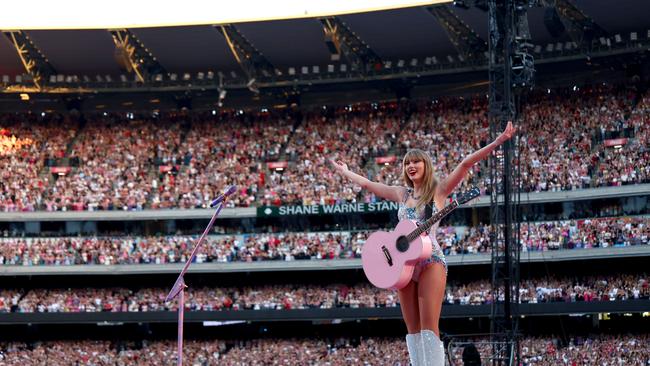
[396,236,409,253]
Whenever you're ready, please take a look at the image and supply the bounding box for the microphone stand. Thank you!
[165,201,226,366]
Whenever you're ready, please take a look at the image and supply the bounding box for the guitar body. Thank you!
[361,219,433,290]
[361,187,480,290]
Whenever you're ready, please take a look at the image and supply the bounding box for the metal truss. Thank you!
[488,0,522,364]
[109,29,167,83]
[427,5,488,61]
[543,0,607,50]
[216,24,277,84]
[447,338,517,366]
[320,17,382,74]
[3,31,56,90]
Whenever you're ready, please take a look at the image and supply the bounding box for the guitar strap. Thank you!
[424,200,435,236]
[425,200,434,220]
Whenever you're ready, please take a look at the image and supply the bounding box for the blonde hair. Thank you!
[402,149,438,211]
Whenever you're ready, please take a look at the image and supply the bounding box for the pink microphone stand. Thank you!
[165,187,234,366]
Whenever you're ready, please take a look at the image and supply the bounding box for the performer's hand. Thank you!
[495,121,516,144]
[330,159,349,173]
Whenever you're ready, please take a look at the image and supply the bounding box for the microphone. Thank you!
[209,185,237,207]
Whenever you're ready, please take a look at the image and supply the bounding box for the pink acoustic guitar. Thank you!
[361,187,480,290]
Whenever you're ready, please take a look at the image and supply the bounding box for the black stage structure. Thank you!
[487,0,533,365]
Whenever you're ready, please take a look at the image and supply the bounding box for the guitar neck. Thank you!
[406,201,458,242]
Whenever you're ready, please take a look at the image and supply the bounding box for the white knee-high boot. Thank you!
[405,332,424,366]
[421,329,445,366]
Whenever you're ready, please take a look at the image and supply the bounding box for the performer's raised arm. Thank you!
[330,159,403,202]
[436,121,515,200]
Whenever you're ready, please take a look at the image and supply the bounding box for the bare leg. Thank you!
[417,263,447,336]
[418,263,447,366]
[399,280,422,365]
[398,280,421,333]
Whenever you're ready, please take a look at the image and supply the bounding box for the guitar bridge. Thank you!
[381,245,393,266]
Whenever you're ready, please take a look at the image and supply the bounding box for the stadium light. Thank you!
[0,0,452,30]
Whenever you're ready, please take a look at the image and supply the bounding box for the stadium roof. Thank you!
[0,0,648,78]
[0,0,449,30]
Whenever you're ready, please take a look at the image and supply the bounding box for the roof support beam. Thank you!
[109,29,167,83]
[542,0,607,50]
[216,24,277,86]
[426,6,488,61]
[3,31,56,90]
[320,17,382,75]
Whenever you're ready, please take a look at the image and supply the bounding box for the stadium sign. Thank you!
[375,156,397,164]
[50,166,72,175]
[603,138,628,147]
[267,161,288,170]
[258,201,399,217]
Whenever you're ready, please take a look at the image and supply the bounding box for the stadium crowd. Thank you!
[151,114,293,209]
[42,118,172,211]
[0,114,78,212]
[0,216,647,266]
[0,85,647,211]
[4,272,647,313]
[449,334,650,366]
[379,85,648,195]
[1,334,648,365]
[263,104,402,206]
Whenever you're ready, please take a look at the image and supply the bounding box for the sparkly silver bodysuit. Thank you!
[396,188,448,280]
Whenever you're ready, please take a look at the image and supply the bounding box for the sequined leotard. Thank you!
[396,187,448,281]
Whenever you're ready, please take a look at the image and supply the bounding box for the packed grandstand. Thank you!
[1,2,649,364]
[1,82,648,365]
[1,85,648,212]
